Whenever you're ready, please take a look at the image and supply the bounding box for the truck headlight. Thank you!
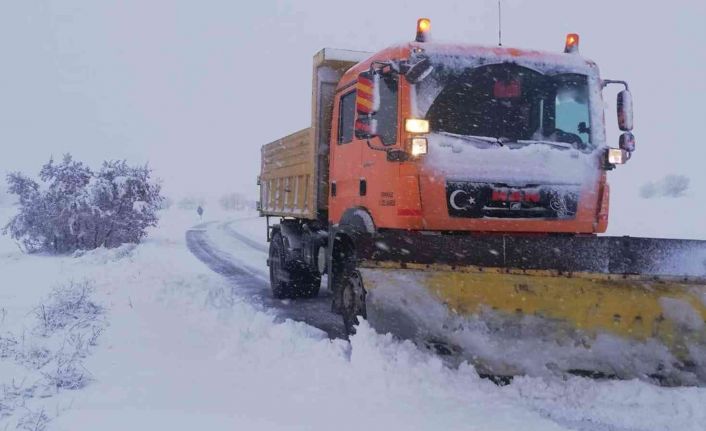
[607,148,628,165]
[405,118,430,134]
[411,137,428,156]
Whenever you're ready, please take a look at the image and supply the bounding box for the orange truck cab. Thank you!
[328,24,634,236]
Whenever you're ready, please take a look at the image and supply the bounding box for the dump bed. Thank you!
[260,128,316,217]
[259,48,370,219]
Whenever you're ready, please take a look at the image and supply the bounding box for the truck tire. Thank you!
[331,246,367,336]
[269,231,321,299]
[340,268,366,336]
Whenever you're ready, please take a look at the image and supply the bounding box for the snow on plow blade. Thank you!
[355,232,706,386]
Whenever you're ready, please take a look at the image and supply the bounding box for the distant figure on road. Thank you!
[197,205,204,220]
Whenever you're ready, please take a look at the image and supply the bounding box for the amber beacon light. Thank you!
[564,33,579,53]
[415,18,431,42]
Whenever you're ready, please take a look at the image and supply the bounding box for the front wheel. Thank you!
[340,268,366,335]
[331,249,366,336]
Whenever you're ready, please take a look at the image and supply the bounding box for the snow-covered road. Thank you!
[186,219,345,338]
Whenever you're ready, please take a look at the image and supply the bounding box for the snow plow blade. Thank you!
[354,232,706,386]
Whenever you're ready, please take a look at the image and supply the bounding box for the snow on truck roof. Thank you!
[335,42,599,89]
[419,42,598,70]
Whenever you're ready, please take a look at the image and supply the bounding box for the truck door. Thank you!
[359,74,400,226]
[329,88,361,222]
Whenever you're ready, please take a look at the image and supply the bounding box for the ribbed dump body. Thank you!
[260,128,316,218]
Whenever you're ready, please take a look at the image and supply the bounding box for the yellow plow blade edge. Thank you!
[359,261,706,386]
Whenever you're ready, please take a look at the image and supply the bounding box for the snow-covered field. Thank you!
[1,206,706,430]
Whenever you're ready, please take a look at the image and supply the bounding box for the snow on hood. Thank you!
[422,132,600,186]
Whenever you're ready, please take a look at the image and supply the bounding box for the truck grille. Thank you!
[445,181,580,219]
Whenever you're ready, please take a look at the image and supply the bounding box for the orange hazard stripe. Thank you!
[358,75,373,86]
[357,89,373,101]
[357,98,373,110]
[357,83,372,94]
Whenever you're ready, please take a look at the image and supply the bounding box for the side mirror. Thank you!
[619,132,635,153]
[355,71,380,139]
[355,117,378,139]
[405,58,433,84]
[617,89,633,131]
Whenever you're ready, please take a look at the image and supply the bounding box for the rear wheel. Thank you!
[268,231,321,299]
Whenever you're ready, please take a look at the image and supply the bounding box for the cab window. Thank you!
[376,75,398,145]
[337,90,355,144]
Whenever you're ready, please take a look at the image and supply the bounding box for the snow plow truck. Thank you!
[258,19,706,386]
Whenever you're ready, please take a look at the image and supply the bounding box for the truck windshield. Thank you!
[416,63,592,149]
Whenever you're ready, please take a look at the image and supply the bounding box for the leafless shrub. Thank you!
[0,280,106,425]
[88,326,104,347]
[34,282,103,336]
[0,378,39,423]
[18,345,52,370]
[42,356,91,391]
[0,334,18,359]
[17,407,50,431]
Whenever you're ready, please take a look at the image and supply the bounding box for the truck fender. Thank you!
[339,207,376,235]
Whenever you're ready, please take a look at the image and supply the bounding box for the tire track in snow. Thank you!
[222,219,268,253]
[186,221,346,339]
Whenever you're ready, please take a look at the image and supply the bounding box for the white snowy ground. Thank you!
[1,206,706,431]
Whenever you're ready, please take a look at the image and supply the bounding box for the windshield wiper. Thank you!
[507,139,575,150]
[437,131,504,147]
[437,132,578,150]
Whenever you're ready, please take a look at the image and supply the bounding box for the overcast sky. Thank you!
[1,1,704,231]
